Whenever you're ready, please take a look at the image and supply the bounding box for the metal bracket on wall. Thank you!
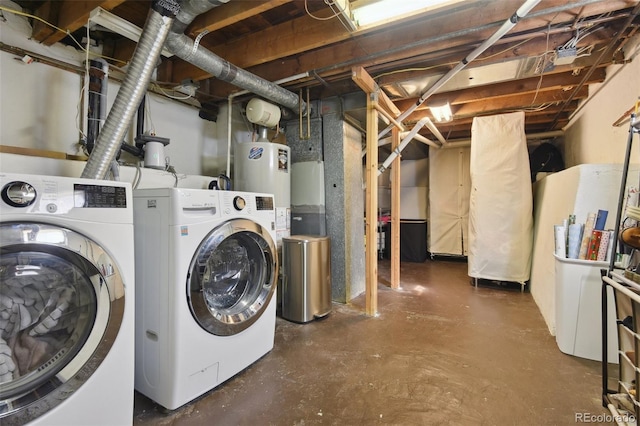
[299,87,311,140]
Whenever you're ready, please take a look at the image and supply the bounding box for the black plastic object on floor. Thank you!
[384,220,428,262]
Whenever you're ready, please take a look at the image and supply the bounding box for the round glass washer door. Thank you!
[187,219,277,336]
[0,222,125,425]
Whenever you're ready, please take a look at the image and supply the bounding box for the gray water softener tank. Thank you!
[280,235,332,323]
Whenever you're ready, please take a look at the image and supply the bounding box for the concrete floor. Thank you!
[133,259,610,425]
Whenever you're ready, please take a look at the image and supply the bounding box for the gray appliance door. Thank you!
[0,222,125,425]
[187,218,277,336]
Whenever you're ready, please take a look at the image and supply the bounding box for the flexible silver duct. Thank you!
[166,0,307,115]
[82,3,178,180]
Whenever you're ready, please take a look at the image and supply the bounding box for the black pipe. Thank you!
[135,95,146,149]
[86,59,108,153]
[121,141,144,158]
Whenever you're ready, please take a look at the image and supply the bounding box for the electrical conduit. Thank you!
[378,117,431,175]
[378,0,541,140]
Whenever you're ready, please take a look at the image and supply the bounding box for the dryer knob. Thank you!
[233,196,246,211]
[2,181,37,207]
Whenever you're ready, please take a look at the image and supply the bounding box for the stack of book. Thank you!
[554,209,614,262]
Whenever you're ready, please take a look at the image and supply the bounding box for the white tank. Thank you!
[235,142,291,244]
[246,98,281,128]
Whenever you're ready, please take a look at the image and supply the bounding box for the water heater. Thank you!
[235,141,291,244]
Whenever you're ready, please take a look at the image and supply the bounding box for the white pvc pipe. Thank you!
[378,0,542,139]
[412,133,439,148]
[423,117,447,145]
[378,117,430,175]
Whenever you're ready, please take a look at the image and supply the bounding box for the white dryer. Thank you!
[0,173,135,426]
[133,188,278,411]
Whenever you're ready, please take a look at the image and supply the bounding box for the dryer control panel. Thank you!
[0,173,132,223]
[219,191,275,220]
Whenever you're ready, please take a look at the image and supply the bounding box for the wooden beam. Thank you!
[393,68,607,113]
[365,91,379,316]
[373,103,405,133]
[187,0,293,36]
[391,127,400,290]
[170,3,351,83]
[352,66,400,117]
[353,66,381,316]
[33,0,126,45]
[0,145,87,161]
[191,0,631,99]
[31,1,59,43]
[451,87,590,118]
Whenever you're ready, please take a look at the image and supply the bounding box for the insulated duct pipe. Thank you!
[378,117,431,175]
[166,0,307,115]
[82,0,178,180]
[378,0,541,139]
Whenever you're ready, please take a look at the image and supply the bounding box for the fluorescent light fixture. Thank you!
[351,0,461,28]
[331,0,358,32]
[429,102,453,122]
[89,7,173,57]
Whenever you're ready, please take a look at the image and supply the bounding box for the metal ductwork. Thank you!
[165,0,307,116]
[81,0,179,180]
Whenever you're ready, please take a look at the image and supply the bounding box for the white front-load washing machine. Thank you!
[133,188,278,411]
[0,173,135,425]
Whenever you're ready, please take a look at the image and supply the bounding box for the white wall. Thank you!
[563,35,640,166]
[527,35,640,333]
[396,158,429,220]
[0,1,223,179]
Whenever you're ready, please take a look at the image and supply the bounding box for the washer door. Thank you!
[187,219,277,336]
[0,223,125,425]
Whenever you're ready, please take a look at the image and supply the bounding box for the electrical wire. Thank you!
[304,0,343,21]
[149,82,194,100]
[145,95,156,135]
[373,37,536,82]
[0,5,76,43]
[531,17,556,107]
[476,37,535,62]
[0,4,127,65]
[373,63,454,80]
[76,23,91,145]
[132,162,142,189]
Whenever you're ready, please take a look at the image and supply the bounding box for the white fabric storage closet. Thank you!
[468,111,533,284]
[428,146,470,257]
